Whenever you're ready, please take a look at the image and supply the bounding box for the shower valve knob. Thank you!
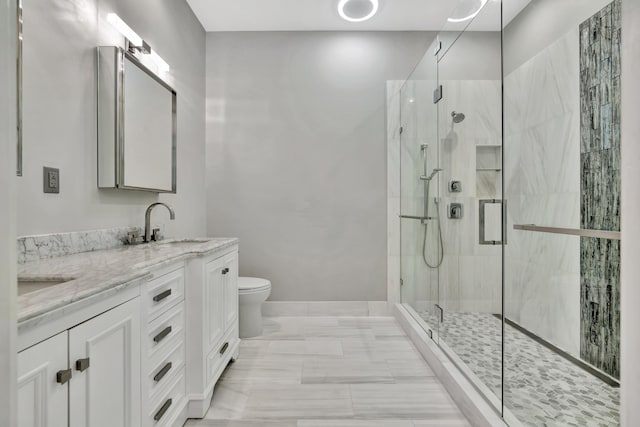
[448,203,463,219]
[449,180,462,193]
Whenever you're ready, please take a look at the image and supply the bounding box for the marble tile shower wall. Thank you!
[387,81,403,304]
[437,80,502,314]
[504,29,582,357]
[579,0,621,379]
[394,80,439,311]
[389,78,502,315]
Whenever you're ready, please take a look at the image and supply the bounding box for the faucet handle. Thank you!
[126,230,140,245]
[152,228,162,242]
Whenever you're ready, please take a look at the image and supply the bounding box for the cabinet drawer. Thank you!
[146,334,185,400]
[146,302,184,361]
[206,324,239,384]
[145,267,184,322]
[147,367,186,427]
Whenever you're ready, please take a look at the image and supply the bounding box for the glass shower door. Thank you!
[399,39,441,340]
[435,0,504,412]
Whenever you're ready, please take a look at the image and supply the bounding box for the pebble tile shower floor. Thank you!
[184,316,470,427]
[420,311,619,427]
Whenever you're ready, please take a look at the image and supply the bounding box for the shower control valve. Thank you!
[448,203,463,219]
[449,180,462,193]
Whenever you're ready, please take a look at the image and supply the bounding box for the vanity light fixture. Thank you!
[106,13,170,72]
[447,0,488,23]
[338,0,379,23]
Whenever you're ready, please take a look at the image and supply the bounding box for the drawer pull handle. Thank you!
[56,369,72,385]
[153,289,172,302]
[153,326,172,343]
[153,362,172,383]
[154,398,172,421]
[75,358,90,372]
[219,342,229,355]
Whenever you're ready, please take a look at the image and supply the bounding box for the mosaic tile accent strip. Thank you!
[420,311,619,427]
[17,227,143,264]
[579,0,621,379]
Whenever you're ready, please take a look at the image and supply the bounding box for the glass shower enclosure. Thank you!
[395,0,621,425]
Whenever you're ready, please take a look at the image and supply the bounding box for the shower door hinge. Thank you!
[400,278,404,287]
[399,126,403,135]
[433,85,443,104]
[434,304,444,323]
[434,38,442,56]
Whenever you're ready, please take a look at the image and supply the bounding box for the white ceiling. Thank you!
[186,0,531,32]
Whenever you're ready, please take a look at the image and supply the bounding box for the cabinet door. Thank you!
[205,257,225,352]
[223,252,239,331]
[69,298,141,427]
[18,332,68,427]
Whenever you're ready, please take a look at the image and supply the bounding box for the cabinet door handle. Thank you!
[56,369,72,385]
[154,398,172,421]
[219,342,229,355]
[153,326,172,343]
[222,267,229,275]
[153,289,172,302]
[75,358,90,372]
[153,362,172,383]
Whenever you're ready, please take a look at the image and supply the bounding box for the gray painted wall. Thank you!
[0,0,17,423]
[504,0,613,74]
[17,0,206,238]
[621,0,640,423]
[206,31,434,301]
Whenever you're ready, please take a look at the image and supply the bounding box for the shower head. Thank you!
[451,111,466,124]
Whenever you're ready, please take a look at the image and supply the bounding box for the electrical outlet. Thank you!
[43,167,60,194]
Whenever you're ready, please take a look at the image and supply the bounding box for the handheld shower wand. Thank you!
[420,168,443,181]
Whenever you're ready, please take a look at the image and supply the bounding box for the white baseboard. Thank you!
[262,301,392,317]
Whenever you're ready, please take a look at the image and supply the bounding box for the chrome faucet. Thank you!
[144,202,175,243]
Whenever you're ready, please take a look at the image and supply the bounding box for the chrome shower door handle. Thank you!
[479,199,507,245]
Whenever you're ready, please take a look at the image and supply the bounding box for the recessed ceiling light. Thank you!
[447,0,488,23]
[338,0,379,23]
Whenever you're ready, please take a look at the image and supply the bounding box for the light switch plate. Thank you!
[43,167,60,193]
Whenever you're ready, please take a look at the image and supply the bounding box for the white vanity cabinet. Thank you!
[186,248,240,418]
[140,263,188,427]
[17,239,240,427]
[18,297,141,427]
[17,331,68,427]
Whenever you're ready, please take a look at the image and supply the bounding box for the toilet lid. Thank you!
[238,277,271,291]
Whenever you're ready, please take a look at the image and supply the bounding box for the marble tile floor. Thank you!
[184,316,471,427]
[419,311,619,427]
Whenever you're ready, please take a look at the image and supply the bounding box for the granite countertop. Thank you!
[17,237,238,325]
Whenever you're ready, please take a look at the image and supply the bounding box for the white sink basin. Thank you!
[18,278,74,296]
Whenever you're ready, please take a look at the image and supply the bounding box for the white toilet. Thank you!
[238,277,272,338]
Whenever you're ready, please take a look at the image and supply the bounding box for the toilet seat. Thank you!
[238,277,271,293]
